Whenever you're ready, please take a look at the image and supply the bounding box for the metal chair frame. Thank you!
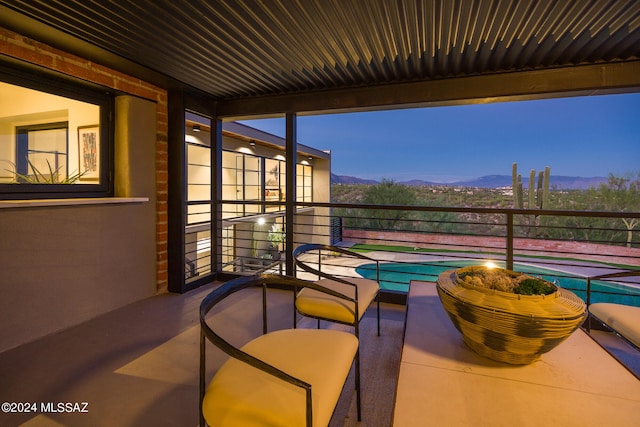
[199,274,359,427]
[292,243,381,421]
[585,269,640,352]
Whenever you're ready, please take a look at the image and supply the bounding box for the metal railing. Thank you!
[217,200,640,305]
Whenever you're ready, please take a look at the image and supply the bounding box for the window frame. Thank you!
[0,61,114,200]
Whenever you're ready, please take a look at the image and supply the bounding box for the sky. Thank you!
[240,92,640,183]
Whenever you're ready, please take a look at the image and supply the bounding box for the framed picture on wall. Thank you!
[77,125,100,181]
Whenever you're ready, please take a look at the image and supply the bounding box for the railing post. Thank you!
[285,112,297,276]
[506,212,514,270]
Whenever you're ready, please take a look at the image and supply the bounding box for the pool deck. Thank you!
[392,280,640,427]
[365,249,635,278]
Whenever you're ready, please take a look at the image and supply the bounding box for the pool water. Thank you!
[356,259,640,307]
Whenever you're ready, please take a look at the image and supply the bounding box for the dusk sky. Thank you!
[240,92,639,183]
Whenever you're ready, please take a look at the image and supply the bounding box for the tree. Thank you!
[361,179,417,230]
[548,171,640,247]
[594,172,640,247]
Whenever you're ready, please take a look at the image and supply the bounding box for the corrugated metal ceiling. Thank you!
[2,0,640,101]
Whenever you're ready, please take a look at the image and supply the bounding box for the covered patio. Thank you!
[1,1,640,426]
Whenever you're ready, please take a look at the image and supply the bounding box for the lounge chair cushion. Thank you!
[589,302,640,348]
[202,328,358,427]
[296,278,379,324]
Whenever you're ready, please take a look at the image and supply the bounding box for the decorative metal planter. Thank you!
[436,266,587,365]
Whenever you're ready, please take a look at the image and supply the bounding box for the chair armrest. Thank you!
[293,243,380,284]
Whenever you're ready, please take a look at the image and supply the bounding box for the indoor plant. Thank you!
[267,223,285,260]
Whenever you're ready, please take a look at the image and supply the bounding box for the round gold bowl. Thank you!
[436,266,586,365]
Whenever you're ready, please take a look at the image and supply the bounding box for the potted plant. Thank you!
[436,265,586,364]
[267,223,285,260]
[6,158,86,183]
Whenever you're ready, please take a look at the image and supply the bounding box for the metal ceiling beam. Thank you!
[218,60,640,119]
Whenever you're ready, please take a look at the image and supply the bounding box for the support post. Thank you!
[285,112,297,276]
[212,118,223,274]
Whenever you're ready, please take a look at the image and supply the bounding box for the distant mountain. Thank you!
[448,175,512,188]
[331,173,608,190]
[330,173,378,185]
[399,179,442,186]
[547,176,609,190]
[449,175,608,190]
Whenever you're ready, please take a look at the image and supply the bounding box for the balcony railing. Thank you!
[218,200,640,307]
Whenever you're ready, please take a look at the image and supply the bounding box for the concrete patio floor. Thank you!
[1,275,637,427]
[0,281,405,427]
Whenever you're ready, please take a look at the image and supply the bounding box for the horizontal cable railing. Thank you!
[217,200,640,306]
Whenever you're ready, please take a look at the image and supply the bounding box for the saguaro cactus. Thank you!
[542,166,550,209]
[512,163,521,208]
[512,163,550,210]
[512,163,551,237]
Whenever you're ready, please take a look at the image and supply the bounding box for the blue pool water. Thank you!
[356,259,640,307]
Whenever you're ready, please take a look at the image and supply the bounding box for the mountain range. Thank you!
[331,173,608,190]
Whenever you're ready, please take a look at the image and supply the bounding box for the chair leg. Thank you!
[317,318,321,329]
[199,331,206,427]
[355,348,362,421]
[376,295,381,336]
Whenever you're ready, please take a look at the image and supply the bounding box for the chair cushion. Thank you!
[296,278,379,324]
[202,328,358,427]
[589,302,640,348]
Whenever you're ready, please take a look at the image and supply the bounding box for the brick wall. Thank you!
[343,229,640,266]
[0,27,169,293]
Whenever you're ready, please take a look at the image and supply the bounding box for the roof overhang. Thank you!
[1,1,639,118]
[219,60,640,118]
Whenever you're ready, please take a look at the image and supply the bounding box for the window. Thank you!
[222,150,263,218]
[14,122,69,182]
[297,163,313,203]
[0,64,112,199]
[221,225,235,271]
[185,113,212,283]
[265,158,285,212]
[222,149,314,218]
[187,142,211,225]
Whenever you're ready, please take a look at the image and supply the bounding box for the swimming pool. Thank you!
[356,259,640,307]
